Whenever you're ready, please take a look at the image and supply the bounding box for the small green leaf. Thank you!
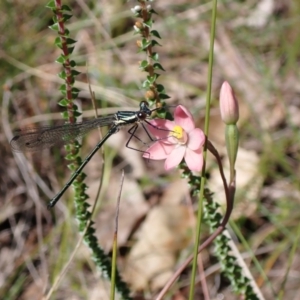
[45,0,56,9]
[72,103,78,111]
[62,54,70,61]
[158,93,170,100]
[142,80,150,89]
[64,144,72,151]
[72,91,79,99]
[137,47,146,54]
[74,111,82,117]
[69,60,77,67]
[66,38,77,45]
[61,4,71,11]
[150,30,161,39]
[143,20,153,28]
[151,39,161,47]
[60,89,67,96]
[67,46,75,54]
[58,70,67,79]
[153,63,165,71]
[156,84,165,92]
[49,23,59,31]
[73,151,81,159]
[59,84,66,91]
[58,98,69,106]
[71,91,80,99]
[63,13,72,22]
[56,55,65,64]
[72,87,80,93]
[65,153,75,160]
[61,111,69,120]
[67,163,76,171]
[71,70,81,76]
[165,111,174,121]
[54,37,63,49]
[140,60,149,69]
[147,74,158,83]
[141,38,151,49]
[151,52,159,61]
[149,8,158,15]
[156,110,167,119]
[132,8,142,18]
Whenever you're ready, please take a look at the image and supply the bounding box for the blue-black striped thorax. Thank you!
[114,101,153,127]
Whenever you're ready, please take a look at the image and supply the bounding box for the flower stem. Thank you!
[188,0,218,299]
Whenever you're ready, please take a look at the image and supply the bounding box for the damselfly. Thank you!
[11,101,161,208]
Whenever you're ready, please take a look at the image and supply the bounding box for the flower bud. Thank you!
[225,124,239,169]
[145,90,155,100]
[135,21,144,30]
[219,81,239,125]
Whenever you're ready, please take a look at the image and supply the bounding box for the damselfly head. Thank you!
[139,101,152,115]
[138,100,169,119]
[139,100,149,109]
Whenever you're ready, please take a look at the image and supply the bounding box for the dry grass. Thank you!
[1,0,300,299]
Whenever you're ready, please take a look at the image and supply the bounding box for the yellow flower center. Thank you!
[170,125,188,144]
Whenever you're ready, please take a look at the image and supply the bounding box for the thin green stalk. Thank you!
[229,219,270,299]
[188,0,218,298]
[110,235,117,300]
[110,171,124,300]
[278,219,300,299]
[230,219,275,296]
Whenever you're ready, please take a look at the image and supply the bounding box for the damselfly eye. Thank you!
[138,112,147,120]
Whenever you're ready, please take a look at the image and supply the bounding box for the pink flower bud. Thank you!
[219,81,239,125]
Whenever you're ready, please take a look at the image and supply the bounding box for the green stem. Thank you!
[188,0,218,299]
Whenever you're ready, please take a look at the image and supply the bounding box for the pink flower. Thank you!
[219,81,239,125]
[143,105,205,172]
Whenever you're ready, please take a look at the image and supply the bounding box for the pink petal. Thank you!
[187,128,205,150]
[146,119,175,139]
[143,141,174,160]
[174,105,195,132]
[164,146,186,170]
[184,148,203,172]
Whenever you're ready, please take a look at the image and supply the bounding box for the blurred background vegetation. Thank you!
[1,0,300,299]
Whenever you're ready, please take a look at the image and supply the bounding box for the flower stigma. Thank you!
[170,125,188,144]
